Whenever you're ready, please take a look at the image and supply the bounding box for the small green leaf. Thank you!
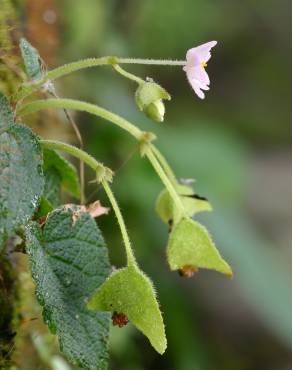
[43,148,80,200]
[156,184,212,225]
[44,167,62,207]
[167,217,232,276]
[88,265,167,354]
[0,124,44,248]
[0,91,14,128]
[34,197,54,219]
[19,38,42,81]
[25,206,111,370]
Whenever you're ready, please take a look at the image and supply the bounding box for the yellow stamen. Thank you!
[201,62,208,68]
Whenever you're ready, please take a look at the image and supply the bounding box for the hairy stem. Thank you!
[146,150,184,215]
[40,140,135,266]
[15,56,185,101]
[40,140,109,176]
[43,57,185,82]
[18,99,141,139]
[21,99,184,215]
[150,145,177,186]
[102,181,136,266]
[112,64,144,84]
[118,58,186,66]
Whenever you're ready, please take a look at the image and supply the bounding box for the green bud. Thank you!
[135,81,171,123]
[146,100,165,122]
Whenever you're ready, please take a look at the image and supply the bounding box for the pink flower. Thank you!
[183,41,217,99]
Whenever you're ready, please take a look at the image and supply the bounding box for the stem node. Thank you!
[138,131,157,157]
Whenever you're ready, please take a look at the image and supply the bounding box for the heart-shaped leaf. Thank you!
[88,265,167,354]
[0,124,44,248]
[25,206,111,370]
[167,217,232,276]
[156,184,212,225]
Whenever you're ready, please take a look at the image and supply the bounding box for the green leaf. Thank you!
[19,38,42,81]
[0,124,44,248]
[43,148,80,199]
[34,197,54,219]
[167,217,232,276]
[25,206,111,370]
[0,92,14,128]
[88,265,167,354]
[43,167,62,207]
[156,184,212,225]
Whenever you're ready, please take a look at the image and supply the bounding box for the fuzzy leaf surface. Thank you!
[0,92,14,128]
[0,124,44,248]
[135,82,170,110]
[88,265,167,354]
[20,38,42,81]
[167,217,232,276]
[25,206,111,370]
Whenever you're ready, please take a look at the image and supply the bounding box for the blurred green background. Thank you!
[16,0,292,369]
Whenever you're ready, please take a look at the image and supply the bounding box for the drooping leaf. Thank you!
[0,92,14,128]
[19,38,42,81]
[88,264,167,354]
[167,217,232,276]
[156,184,212,225]
[0,124,44,248]
[43,148,80,199]
[25,206,111,370]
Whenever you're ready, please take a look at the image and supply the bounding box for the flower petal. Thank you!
[185,51,201,67]
[193,86,205,99]
[187,65,210,86]
[188,79,205,99]
[184,41,217,99]
[199,83,210,91]
[186,41,217,64]
[185,66,210,99]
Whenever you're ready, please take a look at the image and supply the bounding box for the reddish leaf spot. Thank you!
[111,311,129,328]
[178,265,198,278]
[37,216,47,228]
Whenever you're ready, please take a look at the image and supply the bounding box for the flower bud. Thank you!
[135,81,171,123]
[145,100,165,123]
